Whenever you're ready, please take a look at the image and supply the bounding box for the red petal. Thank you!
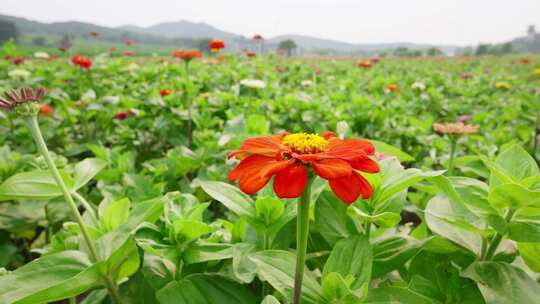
[312,159,352,180]
[329,171,373,204]
[228,134,284,160]
[273,164,308,198]
[349,157,380,173]
[324,138,376,161]
[322,131,337,139]
[228,155,293,195]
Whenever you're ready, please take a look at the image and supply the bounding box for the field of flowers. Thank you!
[0,46,539,304]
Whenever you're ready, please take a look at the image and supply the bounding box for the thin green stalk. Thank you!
[447,136,457,176]
[484,209,516,261]
[185,60,193,148]
[72,191,99,226]
[69,297,76,304]
[25,116,123,304]
[293,176,314,304]
[261,233,270,297]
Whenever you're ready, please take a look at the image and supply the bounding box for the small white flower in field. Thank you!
[327,76,336,81]
[8,69,31,78]
[103,96,120,105]
[301,80,314,87]
[81,89,96,102]
[127,63,139,71]
[240,79,266,89]
[34,51,50,59]
[411,81,426,91]
[420,93,430,101]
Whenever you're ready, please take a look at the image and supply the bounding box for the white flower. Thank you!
[301,80,314,87]
[240,79,266,89]
[127,63,139,71]
[411,81,426,91]
[34,52,50,59]
[8,69,31,78]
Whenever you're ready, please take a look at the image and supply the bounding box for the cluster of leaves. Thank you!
[0,53,538,303]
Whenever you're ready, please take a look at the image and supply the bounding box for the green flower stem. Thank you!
[185,60,193,148]
[447,136,457,176]
[484,208,516,261]
[293,176,314,304]
[25,116,123,304]
[72,191,99,226]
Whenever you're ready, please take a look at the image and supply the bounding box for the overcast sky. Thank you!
[2,0,539,46]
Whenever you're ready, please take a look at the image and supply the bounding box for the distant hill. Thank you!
[0,13,462,55]
[118,21,241,39]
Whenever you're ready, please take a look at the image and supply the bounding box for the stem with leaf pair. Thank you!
[483,208,516,261]
[25,115,123,304]
[293,175,314,304]
[447,136,457,176]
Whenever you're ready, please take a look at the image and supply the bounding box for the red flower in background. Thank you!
[109,47,117,53]
[13,57,25,65]
[246,51,257,58]
[172,49,202,61]
[114,110,137,121]
[59,47,68,52]
[521,58,530,64]
[125,40,134,46]
[385,84,400,92]
[39,104,54,116]
[123,50,135,57]
[160,89,171,97]
[208,39,225,52]
[357,60,372,69]
[71,55,93,69]
[253,34,263,40]
[371,57,380,63]
[89,32,100,38]
[228,132,379,204]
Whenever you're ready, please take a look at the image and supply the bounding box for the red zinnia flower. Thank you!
[13,57,25,65]
[123,50,135,57]
[160,89,171,97]
[228,132,379,204]
[253,34,263,40]
[371,57,380,63]
[125,40,134,46]
[39,104,54,116]
[71,55,93,69]
[89,32,100,38]
[357,61,372,69]
[208,39,225,52]
[385,84,399,92]
[172,49,202,61]
[521,58,530,64]
[246,51,257,58]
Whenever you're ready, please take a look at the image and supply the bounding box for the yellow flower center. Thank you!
[282,133,328,154]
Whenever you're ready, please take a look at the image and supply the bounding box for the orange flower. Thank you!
[172,49,202,61]
[246,51,257,58]
[357,60,372,69]
[228,132,379,204]
[385,84,400,92]
[208,39,225,52]
[39,104,53,116]
[123,50,135,57]
[433,122,477,135]
[160,89,171,97]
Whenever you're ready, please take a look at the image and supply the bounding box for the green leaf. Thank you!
[488,183,540,210]
[313,191,358,246]
[102,198,131,231]
[255,196,285,227]
[322,272,361,303]
[323,235,372,290]
[183,242,233,264]
[0,251,102,304]
[372,236,426,278]
[246,114,269,135]
[0,170,72,201]
[349,207,401,228]
[375,169,445,206]
[425,194,484,255]
[489,144,539,187]
[462,261,540,304]
[517,242,540,272]
[249,250,325,304]
[507,207,540,242]
[364,287,440,304]
[156,273,258,304]
[371,139,415,162]
[200,180,256,218]
[232,243,257,283]
[261,295,281,304]
[172,219,214,244]
[72,158,107,190]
